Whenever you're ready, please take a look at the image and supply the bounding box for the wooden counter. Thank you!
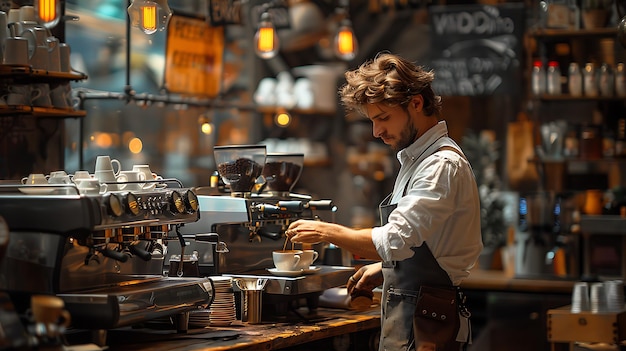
[77,307,381,351]
[462,268,576,294]
[66,270,575,351]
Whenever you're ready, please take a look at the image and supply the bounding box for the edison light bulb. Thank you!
[254,12,279,59]
[334,19,358,61]
[127,0,172,35]
[36,0,61,29]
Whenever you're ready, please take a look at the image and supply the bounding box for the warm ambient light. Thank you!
[35,0,61,28]
[127,0,172,35]
[254,11,279,59]
[334,19,358,61]
[275,111,291,127]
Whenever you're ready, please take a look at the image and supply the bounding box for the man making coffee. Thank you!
[286,52,482,351]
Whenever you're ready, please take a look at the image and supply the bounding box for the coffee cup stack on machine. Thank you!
[0,156,214,347]
[176,144,355,322]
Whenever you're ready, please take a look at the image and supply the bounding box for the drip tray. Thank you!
[223,265,355,295]
[58,277,213,330]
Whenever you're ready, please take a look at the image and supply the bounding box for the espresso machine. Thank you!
[0,179,214,346]
[172,146,355,322]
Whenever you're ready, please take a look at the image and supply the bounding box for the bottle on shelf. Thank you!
[567,62,583,97]
[547,61,562,95]
[583,62,598,97]
[598,63,614,97]
[615,63,626,97]
[615,118,626,158]
[531,60,546,96]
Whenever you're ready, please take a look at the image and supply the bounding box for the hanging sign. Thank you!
[427,4,525,96]
[164,15,224,97]
[208,0,242,26]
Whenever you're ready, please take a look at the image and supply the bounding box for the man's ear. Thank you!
[412,94,424,112]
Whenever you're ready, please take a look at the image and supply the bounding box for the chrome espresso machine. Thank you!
[172,146,355,321]
[0,176,214,347]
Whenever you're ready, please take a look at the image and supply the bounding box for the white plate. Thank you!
[267,268,304,277]
[302,266,322,274]
[18,187,56,195]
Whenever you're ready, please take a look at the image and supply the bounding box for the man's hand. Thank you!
[346,262,383,298]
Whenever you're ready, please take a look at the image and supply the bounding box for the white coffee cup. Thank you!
[46,36,60,72]
[18,6,36,23]
[117,170,146,191]
[5,93,27,105]
[9,84,41,106]
[272,250,302,271]
[21,173,48,184]
[7,9,20,24]
[95,156,121,175]
[76,179,107,195]
[295,249,319,270]
[131,164,162,189]
[31,83,51,107]
[3,37,29,65]
[59,43,71,72]
[48,170,71,184]
[72,170,92,182]
[94,170,118,191]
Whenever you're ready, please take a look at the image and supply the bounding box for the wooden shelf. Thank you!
[0,105,86,118]
[0,64,88,81]
[256,106,336,116]
[533,94,626,101]
[528,27,618,39]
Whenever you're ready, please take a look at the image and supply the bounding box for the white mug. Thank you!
[117,171,146,191]
[3,37,29,65]
[95,156,121,175]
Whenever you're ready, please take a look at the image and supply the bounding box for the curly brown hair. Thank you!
[339,52,442,118]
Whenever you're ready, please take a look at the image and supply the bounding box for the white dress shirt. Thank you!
[371,120,483,285]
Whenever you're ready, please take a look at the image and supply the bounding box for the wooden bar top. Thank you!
[462,268,576,294]
[88,307,380,351]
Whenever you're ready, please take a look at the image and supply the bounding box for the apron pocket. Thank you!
[413,286,459,350]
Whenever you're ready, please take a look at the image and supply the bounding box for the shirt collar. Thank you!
[396,120,449,164]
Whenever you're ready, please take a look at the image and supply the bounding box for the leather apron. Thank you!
[378,138,467,351]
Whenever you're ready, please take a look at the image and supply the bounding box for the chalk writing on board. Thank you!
[428,4,524,96]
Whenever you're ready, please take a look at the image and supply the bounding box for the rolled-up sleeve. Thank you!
[372,153,461,262]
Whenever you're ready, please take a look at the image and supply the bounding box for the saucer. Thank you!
[267,268,304,277]
[19,186,56,195]
[302,266,322,274]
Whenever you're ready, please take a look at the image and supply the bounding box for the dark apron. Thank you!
[378,147,470,351]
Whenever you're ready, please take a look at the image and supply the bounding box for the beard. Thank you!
[390,119,418,152]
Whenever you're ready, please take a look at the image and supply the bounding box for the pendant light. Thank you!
[35,0,61,28]
[127,0,172,35]
[333,0,358,61]
[254,10,280,59]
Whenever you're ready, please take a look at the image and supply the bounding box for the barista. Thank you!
[286,53,483,351]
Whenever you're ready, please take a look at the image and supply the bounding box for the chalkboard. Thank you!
[427,3,525,96]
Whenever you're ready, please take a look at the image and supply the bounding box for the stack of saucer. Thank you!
[188,308,211,327]
[604,280,625,312]
[209,276,236,326]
